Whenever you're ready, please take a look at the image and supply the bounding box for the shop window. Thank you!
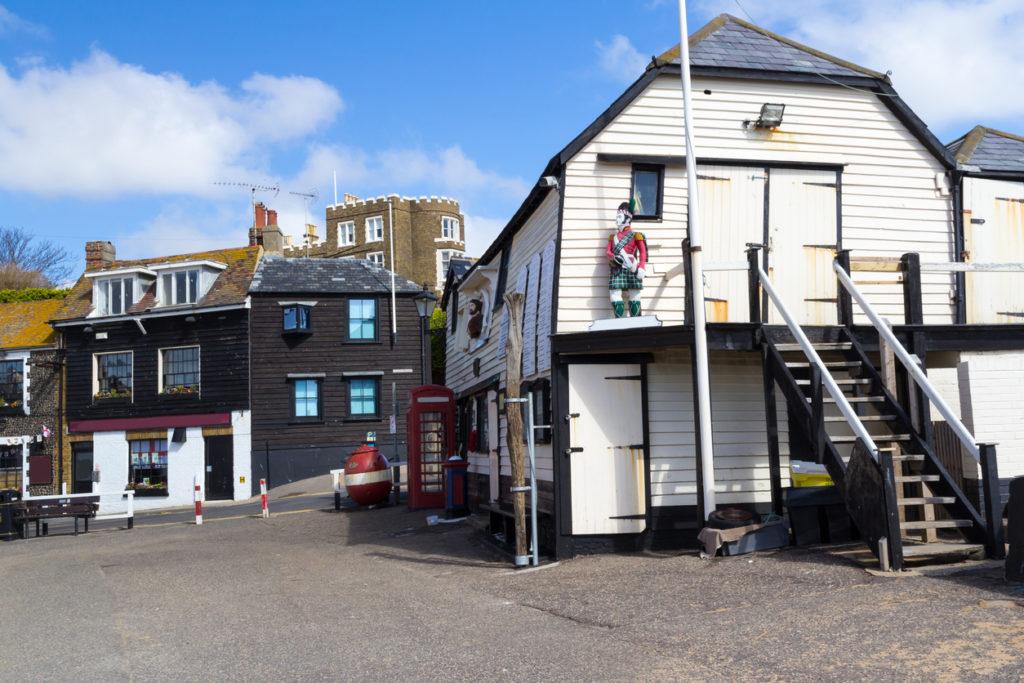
[347,298,377,341]
[291,378,322,421]
[94,351,133,400]
[630,163,664,220]
[0,359,24,410]
[475,394,489,453]
[129,439,168,495]
[283,304,312,333]
[348,378,380,418]
[520,379,552,444]
[0,444,22,490]
[160,346,199,395]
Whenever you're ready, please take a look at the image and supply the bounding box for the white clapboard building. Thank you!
[444,15,1023,565]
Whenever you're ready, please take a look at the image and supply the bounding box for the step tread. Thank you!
[892,453,925,461]
[896,474,940,482]
[796,378,872,386]
[824,414,897,422]
[898,496,957,505]
[832,434,911,443]
[900,519,972,530]
[776,342,853,351]
[900,542,985,559]
[786,361,862,368]
[811,396,886,404]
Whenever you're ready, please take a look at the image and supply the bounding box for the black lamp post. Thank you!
[413,283,438,385]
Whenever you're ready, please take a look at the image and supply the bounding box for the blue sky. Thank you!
[2,1,1022,280]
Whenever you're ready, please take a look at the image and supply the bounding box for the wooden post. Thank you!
[504,292,528,565]
[681,239,694,325]
[980,443,1005,559]
[746,245,761,324]
[836,249,853,327]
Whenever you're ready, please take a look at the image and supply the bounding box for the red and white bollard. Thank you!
[194,483,203,525]
[260,478,268,518]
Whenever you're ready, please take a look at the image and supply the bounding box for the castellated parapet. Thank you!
[279,194,466,294]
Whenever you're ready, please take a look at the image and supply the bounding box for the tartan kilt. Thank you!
[609,265,643,290]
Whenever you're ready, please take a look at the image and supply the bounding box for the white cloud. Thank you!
[595,34,648,82]
[112,200,254,260]
[693,0,1024,136]
[0,5,47,37]
[0,49,343,197]
[461,213,507,257]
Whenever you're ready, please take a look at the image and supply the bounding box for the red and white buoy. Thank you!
[344,445,392,506]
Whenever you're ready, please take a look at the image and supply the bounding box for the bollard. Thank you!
[260,478,269,518]
[194,483,203,525]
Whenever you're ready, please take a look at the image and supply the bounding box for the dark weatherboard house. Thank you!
[247,256,426,490]
[50,241,260,511]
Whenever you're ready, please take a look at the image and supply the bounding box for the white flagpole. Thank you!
[677,0,717,518]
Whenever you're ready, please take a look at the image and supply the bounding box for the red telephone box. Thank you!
[406,384,455,509]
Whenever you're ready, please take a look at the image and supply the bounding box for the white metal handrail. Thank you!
[758,267,879,460]
[920,262,1024,273]
[833,261,980,461]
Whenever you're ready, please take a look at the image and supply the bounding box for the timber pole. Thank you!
[504,292,528,565]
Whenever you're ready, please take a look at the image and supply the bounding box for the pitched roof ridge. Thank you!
[652,13,888,82]
[102,244,258,270]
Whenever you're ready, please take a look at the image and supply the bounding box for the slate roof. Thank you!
[249,255,421,295]
[948,126,1024,173]
[0,298,62,349]
[53,245,261,322]
[654,14,887,81]
[447,257,474,281]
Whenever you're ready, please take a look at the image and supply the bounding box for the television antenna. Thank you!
[213,181,280,229]
[289,188,319,257]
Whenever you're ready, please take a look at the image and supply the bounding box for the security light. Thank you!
[756,103,785,128]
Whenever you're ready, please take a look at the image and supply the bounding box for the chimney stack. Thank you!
[85,241,115,271]
[254,202,268,228]
[267,209,278,226]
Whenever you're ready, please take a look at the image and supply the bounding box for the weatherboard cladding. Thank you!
[249,255,421,294]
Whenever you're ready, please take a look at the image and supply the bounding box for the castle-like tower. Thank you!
[279,194,466,294]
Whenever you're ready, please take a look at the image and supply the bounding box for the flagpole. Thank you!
[677,0,717,518]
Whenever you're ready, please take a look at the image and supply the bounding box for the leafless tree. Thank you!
[0,227,72,289]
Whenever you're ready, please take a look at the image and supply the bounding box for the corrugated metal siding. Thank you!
[647,349,791,507]
[558,75,956,330]
[963,177,1024,323]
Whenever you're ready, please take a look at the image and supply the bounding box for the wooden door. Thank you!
[204,435,234,501]
[767,168,839,325]
[567,363,646,534]
[964,178,1024,323]
[698,165,766,322]
[72,442,93,494]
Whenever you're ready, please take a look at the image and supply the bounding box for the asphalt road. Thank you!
[4,479,1024,681]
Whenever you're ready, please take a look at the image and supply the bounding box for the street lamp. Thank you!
[413,283,438,385]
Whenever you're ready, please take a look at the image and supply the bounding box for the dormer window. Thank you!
[86,266,154,317]
[151,260,227,307]
[162,269,199,305]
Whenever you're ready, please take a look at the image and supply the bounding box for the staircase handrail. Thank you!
[757,267,879,460]
[833,261,980,461]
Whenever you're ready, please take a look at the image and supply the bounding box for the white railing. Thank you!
[757,267,880,459]
[920,262,1024,273]
[833,261,980,461]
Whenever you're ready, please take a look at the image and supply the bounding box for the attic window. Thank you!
[99,277,134,315]
[151,260,227,307]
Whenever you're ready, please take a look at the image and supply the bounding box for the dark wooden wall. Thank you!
[248,293,426,454]
[64,309,250,421]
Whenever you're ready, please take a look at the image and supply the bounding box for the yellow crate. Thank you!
[789,460,834,488]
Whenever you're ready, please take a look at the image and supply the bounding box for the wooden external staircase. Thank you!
[762,326,997,567]
[750,251,1005,570]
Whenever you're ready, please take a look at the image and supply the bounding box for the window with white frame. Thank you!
[437,249,464,284]
[338,220,355,246]
[160,269,199,305]
[365,216,383,242]
[160,346,199,395]
[441,216,460,241]
[97,277,135,315]
[0,359,24,410]
[367,251,385,267]
[94,351,133,399]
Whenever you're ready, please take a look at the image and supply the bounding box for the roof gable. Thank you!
[0,298,62,348]
[948,126,1024,173]
[655,14,887,81]
[249,255,421,295]
[53,245,261,322]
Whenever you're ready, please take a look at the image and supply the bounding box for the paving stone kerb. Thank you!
[4,490,1023,680]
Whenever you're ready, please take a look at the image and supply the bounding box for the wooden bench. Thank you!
[13,496,100,538]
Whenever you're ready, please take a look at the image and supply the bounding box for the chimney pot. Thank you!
[267,209,278,226]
